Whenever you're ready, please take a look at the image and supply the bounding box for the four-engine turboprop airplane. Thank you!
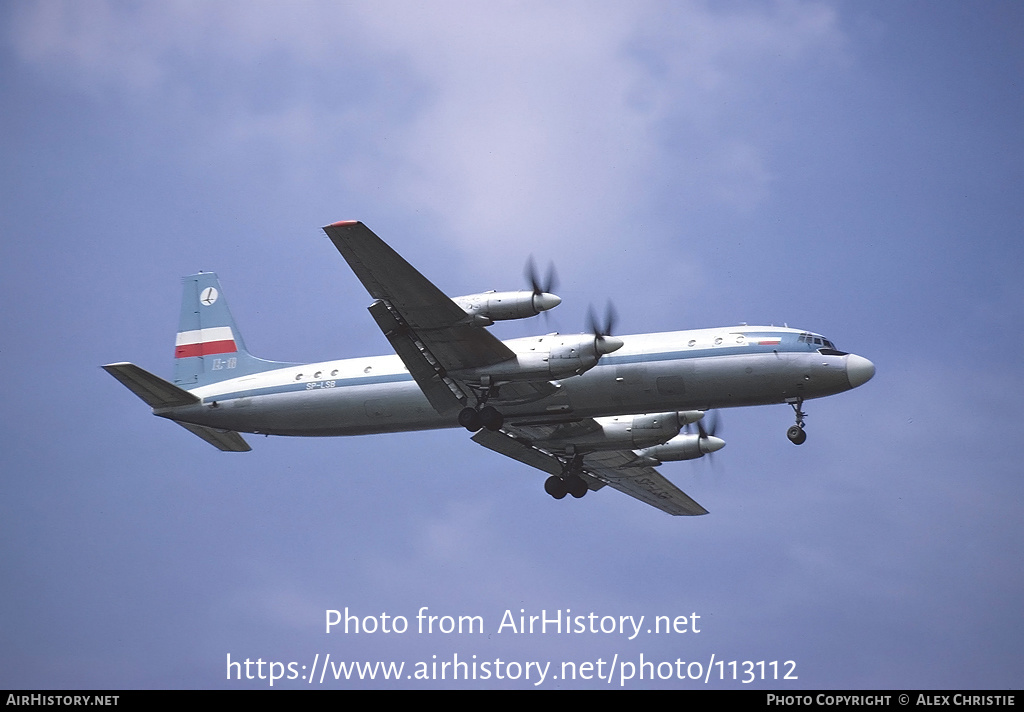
[104,221,874,516]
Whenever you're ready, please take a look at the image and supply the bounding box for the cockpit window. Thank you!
[801,332,845,354]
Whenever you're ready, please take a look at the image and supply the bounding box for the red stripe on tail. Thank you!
[175,340,237,358]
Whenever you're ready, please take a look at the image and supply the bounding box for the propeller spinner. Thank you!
[696,411,726,455]
[586,302,623,355]
[525,256,561,313]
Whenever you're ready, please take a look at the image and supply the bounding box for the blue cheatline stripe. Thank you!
[601,341,808,366]
[203,371,416,402]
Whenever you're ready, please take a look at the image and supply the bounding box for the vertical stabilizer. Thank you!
[174,273,292,387]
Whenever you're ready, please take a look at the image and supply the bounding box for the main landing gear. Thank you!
[786,398,808,445]
[458,405,503,432]
[458,377,505,432]
[544,454,589,500]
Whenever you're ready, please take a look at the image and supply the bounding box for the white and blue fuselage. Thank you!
[166,326,872,437]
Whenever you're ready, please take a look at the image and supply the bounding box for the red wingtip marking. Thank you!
[328,220,359,227]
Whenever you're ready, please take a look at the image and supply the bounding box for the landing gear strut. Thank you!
[786,398,808,445]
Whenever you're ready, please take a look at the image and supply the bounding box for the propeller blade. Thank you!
[525,256,559,295]
[543,262,558,295]
[604,301,617,338]
[525,256,561,317]
[696,411,725,456]
[586,301,617,337]
[525,256,540,294]
[587,301,623,354]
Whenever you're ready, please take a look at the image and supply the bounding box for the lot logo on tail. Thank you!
[200,287,219,305]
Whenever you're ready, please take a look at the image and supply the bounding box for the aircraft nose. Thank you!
[846,354,875,388]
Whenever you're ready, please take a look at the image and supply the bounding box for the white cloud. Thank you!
[7,1,845,259]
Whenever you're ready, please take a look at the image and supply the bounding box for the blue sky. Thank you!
[1,1,1021,689]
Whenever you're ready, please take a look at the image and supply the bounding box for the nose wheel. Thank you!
[786,399,808,445]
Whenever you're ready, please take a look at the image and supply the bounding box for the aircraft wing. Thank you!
[472,422,709,516]
[324,221,516,371]
[324,221,558,414]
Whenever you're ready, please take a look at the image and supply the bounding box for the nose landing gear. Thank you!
[786,398,808,445]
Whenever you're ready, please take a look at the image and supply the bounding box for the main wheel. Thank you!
[479,406,504,431]
[567,475,588,499]
[544,476,568,499]
[458,407,482,432]
[786,425,807,445]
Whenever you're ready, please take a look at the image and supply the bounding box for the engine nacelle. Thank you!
[634,432,726,464]
[453,290,561,324]
[539,412,702,454]
[457,332,623,382]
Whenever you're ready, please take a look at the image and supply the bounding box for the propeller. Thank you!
[525,256,561,315]
[695,410,726,457]
[586,301,623,355]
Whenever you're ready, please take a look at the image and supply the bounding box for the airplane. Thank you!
[103,221,874,516]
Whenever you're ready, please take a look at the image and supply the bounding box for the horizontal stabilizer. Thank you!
[102,362,200,409]
[176,422,252,452]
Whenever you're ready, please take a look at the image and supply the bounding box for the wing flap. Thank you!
[582,450,708,516]
[474,421,708,516]
[471,428,566,478]
[367,299,468,415]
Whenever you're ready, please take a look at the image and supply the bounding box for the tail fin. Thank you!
[174,273,292,387]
